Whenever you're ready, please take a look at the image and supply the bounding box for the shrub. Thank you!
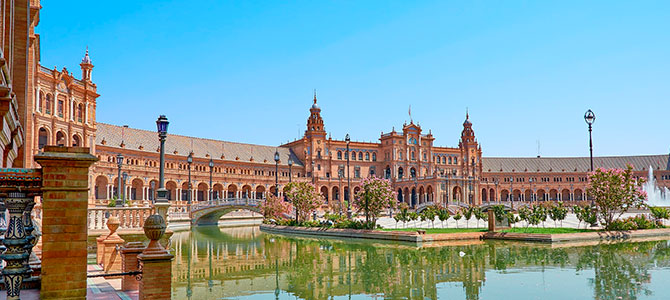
[650,207,670,226]
[463,207,473,228]
[453,211,462,228]
[107,198,117,207]
[549,202,569,227]
[608,215,659,231]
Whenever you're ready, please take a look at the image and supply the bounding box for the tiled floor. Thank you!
[87,265,139,300]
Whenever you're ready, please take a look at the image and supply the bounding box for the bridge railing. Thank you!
[190,198,261,211]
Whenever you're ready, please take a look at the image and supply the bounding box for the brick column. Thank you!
[138,215,174,300]
[120,241,144,291]
[34,146,97,300]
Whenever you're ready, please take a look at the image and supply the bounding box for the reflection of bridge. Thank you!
[190,198,261,225]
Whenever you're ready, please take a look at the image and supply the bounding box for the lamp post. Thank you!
[154,115,170,220]
[345,134,351,218]
[122,172,128,205]
[288,157,293,183]
[116,153,123,206]
[187,152,193,203]
[509,176,514,209]
[274,150,280,197]
[209,158,214,201]
[445,173,450,207]
[584,109,596,206]
[529,177,534,205]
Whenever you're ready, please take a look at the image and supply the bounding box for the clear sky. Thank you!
[37,1,670,157]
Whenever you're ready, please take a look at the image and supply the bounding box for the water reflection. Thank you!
[171,226,670,300]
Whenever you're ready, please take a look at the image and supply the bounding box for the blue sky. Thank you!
[37,1,670,157]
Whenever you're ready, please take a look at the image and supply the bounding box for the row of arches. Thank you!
[483,188,586,202]
[94,175,282,202]
[38,127,83,149]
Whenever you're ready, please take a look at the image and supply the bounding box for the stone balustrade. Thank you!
[88,207,154,231]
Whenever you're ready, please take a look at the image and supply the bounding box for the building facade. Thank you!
[19,0,670,209]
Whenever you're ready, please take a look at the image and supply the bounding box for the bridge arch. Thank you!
[190,199,262,225]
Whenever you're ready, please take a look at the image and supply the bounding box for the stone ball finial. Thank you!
[143,215,166,242]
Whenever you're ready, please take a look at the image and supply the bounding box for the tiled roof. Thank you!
[96,123,303,167]
[482,154,670,173]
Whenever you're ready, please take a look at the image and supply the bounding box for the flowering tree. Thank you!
[284,182,323,223]
[260,194,292,221]
[587,164,647,229]
[353,176,396,227]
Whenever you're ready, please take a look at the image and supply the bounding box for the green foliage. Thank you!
[437,207,451,228]
[107,198,117,207]
[463,207,473,227]
[492,205,507,223]
[408,212,419,227]
[608,215,660,231]
[506,212,519,227]
[421,207,436,228]
[453,211,462,228]
[549,202,569,227]
[578,205,598,228]
[650,207,670,226]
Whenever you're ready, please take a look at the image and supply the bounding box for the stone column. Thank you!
[35,146,97,300]
[138,215,174,300]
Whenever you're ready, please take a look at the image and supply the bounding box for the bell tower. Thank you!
[459,110,482,203]
[79,47,94,82]
[304,91,327,178]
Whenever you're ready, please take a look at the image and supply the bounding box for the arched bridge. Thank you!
[190,198,262,226]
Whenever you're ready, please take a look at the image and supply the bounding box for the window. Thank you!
[369,167,375,176]
[411,152,415,160]
[77,103,83,122]
[46,94,52,114]
[354,167,360,178]
[365,152,370,161]
[57,100,64,117]
[398,151,402,160]
[372,153,376,161]
[423,153,427,161]
[345,152,349,159]
[410,168,416,178]
[351,151,356,160]
[442,157,446,164]
[358,152,363,160]
[317,164,321,171]
[337,151,342,160]
[398,167,404,179]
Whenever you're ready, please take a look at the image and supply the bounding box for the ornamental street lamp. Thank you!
[274,150,280,197]
[445,173,450,207]
[584,109,596,206]
[345,134,351,218]
[510,176,514,209]
[155,115,170,220]
[209,158,214,201]
[187,152,193,203]
[529,177,534,204]
[288,157,293,183]
[155,115,169,199]
[116,153,123,205]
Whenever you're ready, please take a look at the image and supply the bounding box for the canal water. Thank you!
[170,226,670,300]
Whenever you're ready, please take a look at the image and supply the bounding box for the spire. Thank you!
[313,89,317,104]
[80,46,94,81]
[466,107,469,120]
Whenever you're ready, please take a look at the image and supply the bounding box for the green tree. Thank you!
[549,202,569,227]
[453,211,463,228]
[463,207,473,228]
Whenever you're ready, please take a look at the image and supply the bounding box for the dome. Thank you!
[81,48,92,64]
[311,102,319,109]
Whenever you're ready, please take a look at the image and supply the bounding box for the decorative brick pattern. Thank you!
[34,146,97,300]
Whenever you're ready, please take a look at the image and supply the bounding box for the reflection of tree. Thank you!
[576,242,657,300]
[171,227,670,300]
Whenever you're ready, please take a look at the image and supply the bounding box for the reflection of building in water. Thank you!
[170,227,489,300]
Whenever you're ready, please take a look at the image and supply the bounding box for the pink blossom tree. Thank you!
[353,176,396,227]
[260,194,292,221]
[587,164,647,229]
[284,182,324,223]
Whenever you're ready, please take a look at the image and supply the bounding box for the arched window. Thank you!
[72,135,81,147]
[337,151,342,160]
[38,128,48,149]
[442,157,446,164]
[398,150,402,160]
[351,151,356,160]
[385,166,391,179]
[358,152,363,160]
[411,152,415,160]
[37,92,44,112]
[56,131,65,146]
[398,167,404,179]
[449,157,452,164]
[372,153,376,161]
[410,168,417,178]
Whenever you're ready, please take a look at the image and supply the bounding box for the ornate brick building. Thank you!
[17,0,670,210]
